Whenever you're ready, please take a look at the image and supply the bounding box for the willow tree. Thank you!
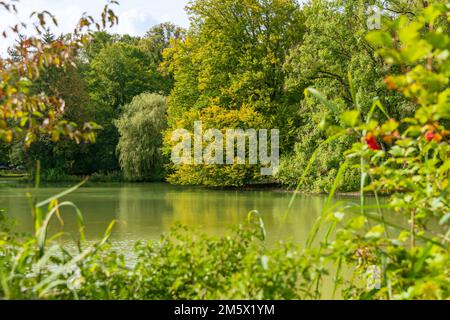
[116,93,167,181]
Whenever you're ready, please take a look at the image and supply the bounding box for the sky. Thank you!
[0,0,190,53]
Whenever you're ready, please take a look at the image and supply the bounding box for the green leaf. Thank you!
[439,212,450,225]
[348,216,367,230]
[366,31,392,47]
[389,146,405,157]
[411,243,433,277]
[340,110,360,127]
[305,87,340,119]
[365,225,384,239]
[36,179,88,208]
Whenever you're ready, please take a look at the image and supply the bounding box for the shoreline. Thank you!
[0,175,371,197]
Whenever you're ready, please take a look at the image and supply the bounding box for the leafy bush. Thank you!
[76,222,325,300]
[164,105,270,187]
[116,93,168,181]
[0,203,325,300]
[297,2,450,300]
[277,131,360,193]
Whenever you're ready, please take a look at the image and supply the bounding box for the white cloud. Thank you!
[114,8,158,35]
[0,0,190,54]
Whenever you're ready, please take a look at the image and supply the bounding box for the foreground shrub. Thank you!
[297,2,450,300]
[129,222,323,300]
[0,207,326,300]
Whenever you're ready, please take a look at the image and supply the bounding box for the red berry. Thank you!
[364,133,382,151]
[425,131,435,142]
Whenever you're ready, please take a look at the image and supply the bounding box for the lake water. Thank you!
[0,182,363,249]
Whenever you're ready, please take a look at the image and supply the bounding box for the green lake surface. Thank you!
[0,182,365,250]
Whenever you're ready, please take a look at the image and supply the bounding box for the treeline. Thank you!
[1,23,182,179]
[0,0,445,191]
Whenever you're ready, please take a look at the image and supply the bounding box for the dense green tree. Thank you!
[80,32,181,176]
[0,143,9,167]
[163,0,305,150]
[5,33,85,172]
[0,2,118,147]
[4,29,173,175]
[138,23,185,94]
[276,0,427,191]
[139,23,185,68]
[7,32,101,174]
[116,93,167,181]
[80,31,141,63]
[87,42,164,112]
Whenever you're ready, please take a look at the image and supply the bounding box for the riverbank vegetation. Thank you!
[0,0,449,300]
[1,0,447,193]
